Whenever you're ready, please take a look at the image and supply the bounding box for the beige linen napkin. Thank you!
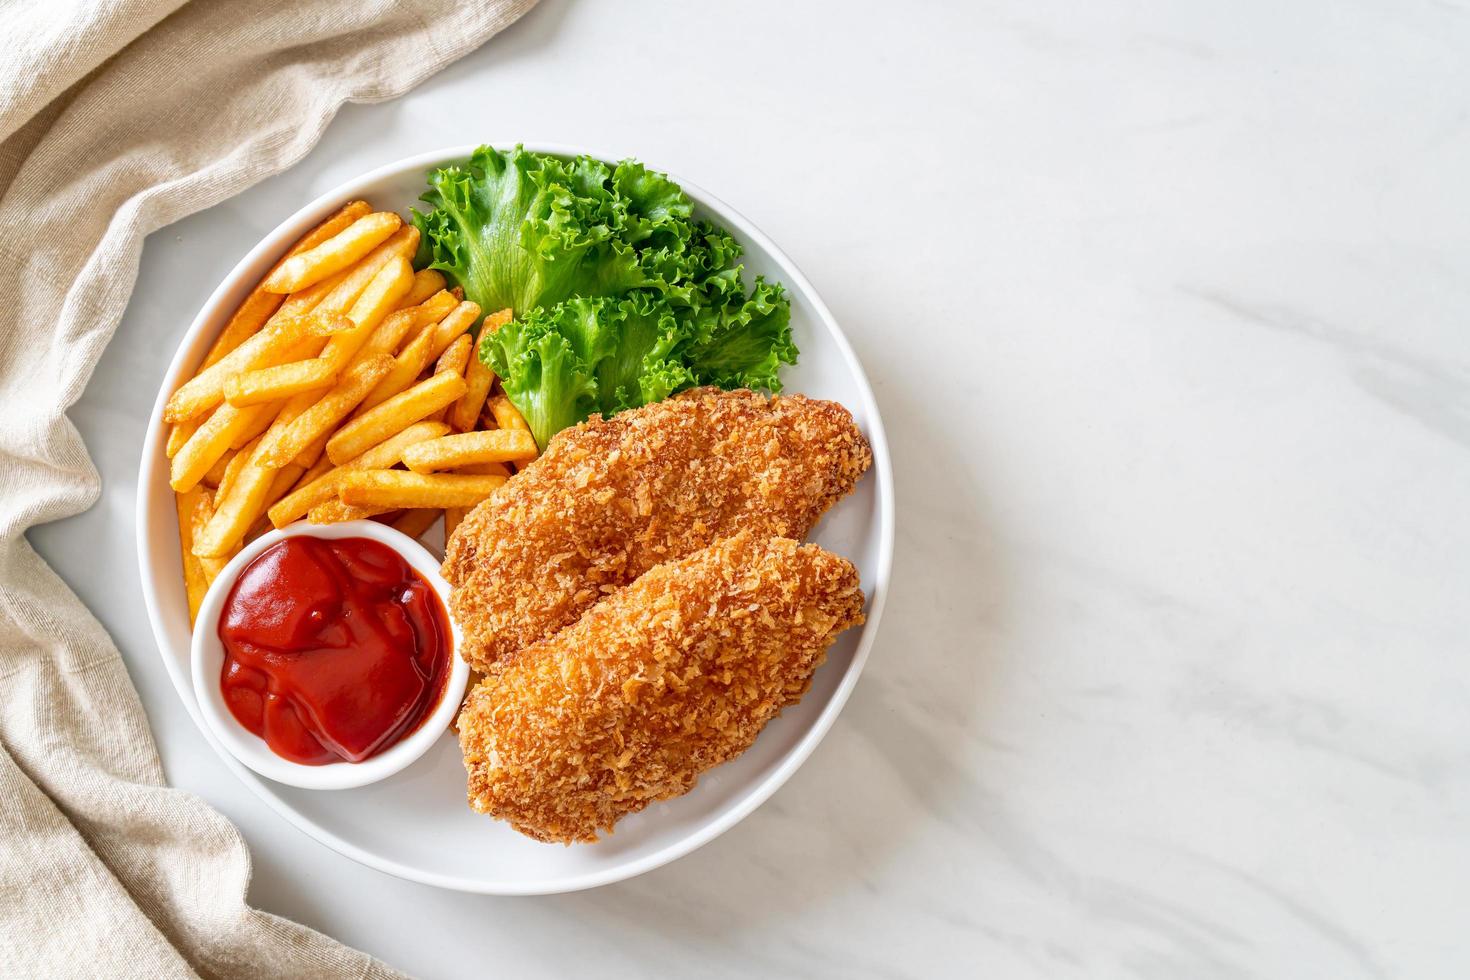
[0,0,537,976]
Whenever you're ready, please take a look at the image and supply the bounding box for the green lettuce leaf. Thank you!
[416,145,797,449]
[687,279,796,391]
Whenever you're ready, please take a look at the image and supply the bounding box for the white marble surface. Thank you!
[27,0,1470,976]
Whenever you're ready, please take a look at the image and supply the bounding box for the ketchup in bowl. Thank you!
[217,536,451,766]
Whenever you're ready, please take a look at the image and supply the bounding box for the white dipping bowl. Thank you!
[190,520,469,791]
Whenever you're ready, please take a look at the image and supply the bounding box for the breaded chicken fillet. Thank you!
[443,387,871,672]
[458,531,866,843]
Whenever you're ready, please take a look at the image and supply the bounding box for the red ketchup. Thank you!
[218,536,451,765]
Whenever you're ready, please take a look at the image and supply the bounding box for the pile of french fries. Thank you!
[166,200,537,624]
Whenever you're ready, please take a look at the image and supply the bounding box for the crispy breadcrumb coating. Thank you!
[457,532,865,843]
[442,387,871,672]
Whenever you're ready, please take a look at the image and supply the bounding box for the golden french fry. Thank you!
[187,489,236,584]
[166,418,200,458]
[202,294,286,374]
[170,401,277,493]
[457,461,512,477]
[395,269,448,311]
[318,257,415,371]
[343,292,460,418]
[194,436,276,558]
[486,393,531,435]
[292,453,336,491]
[481,307,513,334]
[314,225,417,311]
[176,488,209,624]
[225,358,336,407]
[325,370,467,465]
[263,463,305,511]
[450,349,496,432]
[262,212,403,294]
[412,290,461,335]
[254,391,313,455]
[228,398,285,450]
[268,420,449,528]
[391,508,441,540]
[257,354,395,468]
[214,449,249,524]
[163,312,350,423]
[444,505,465,540]
[202,447,236,488]
[436,333,472,377]
[429,301,482,361]
[201,201,371,369]
[308,500,393,524]
[402,429,538,473]
[359,327,436,413]
[344,286,454,371]
[291,429,332,470]
[338,470,506,510]
[426,335,472,424]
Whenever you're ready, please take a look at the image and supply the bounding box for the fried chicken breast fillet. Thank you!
[457,531,866,843]
[442,387,872,672]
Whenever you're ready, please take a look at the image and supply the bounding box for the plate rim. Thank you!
[134,142,895,895]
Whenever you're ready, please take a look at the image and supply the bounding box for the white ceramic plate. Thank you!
[136,144,894,895]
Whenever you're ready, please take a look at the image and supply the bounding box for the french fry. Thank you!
[170,401,277,493]
[166,419,199,458]
[253,391,316,461]
[163,312,350,423]
[347,292,460,417]
[450,348,496,432]
[262,212,403,294]
[319,257,414,371]
[201,201,372,369]
[486,393,531,435]
[187,489,236,585]
[337,470,506,510]
[294,453,336,490]
[412,290,460,334]
[256,354,395,468]
[325,370,467,465]
[214,447,248,502]
[308,500,394,524]
[444,506,465,540]
[194,436,276,558]
[309,225,417,320]
[401,429,538,473]
[435,333,472,377]
[213,447,247,504]
[345,288,453,371]
[395,269,447,311]
[228,399,285,450]
[429,301,483,361]
[457,461,512,477]
[358,326,436,413]
[263,463,305,512]
[268,420,449,528]
[390,508,441,540]
[225,358,336,407]
[426,335,472,424]
[480,307,513,335]
[176,489,209,624]
[292,430,332,470]
[202,447,236,488]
